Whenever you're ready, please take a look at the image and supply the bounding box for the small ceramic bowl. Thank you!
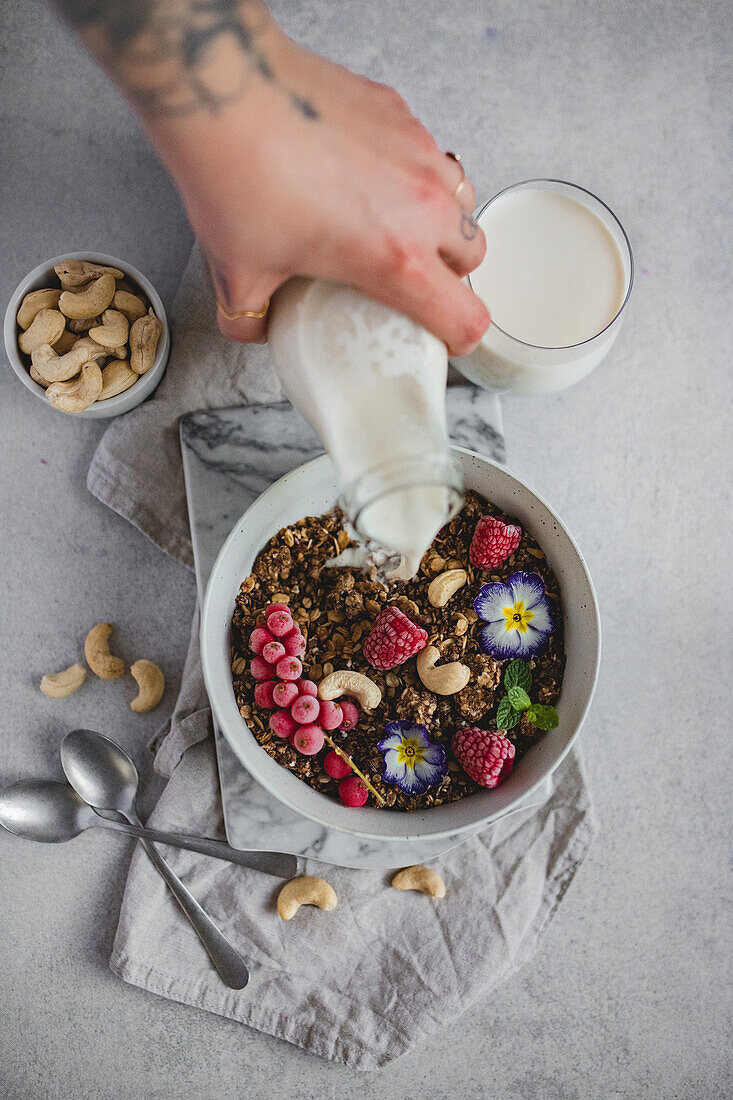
[201,447,601,841]
[3,251,170,418]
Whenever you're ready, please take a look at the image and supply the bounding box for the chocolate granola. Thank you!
[230,492,565,810]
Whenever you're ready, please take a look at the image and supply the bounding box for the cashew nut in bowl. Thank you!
[129,659,165,712]
[391,865,446,898]
[84,622,125,679]
[32,338,106,384]
[113,289,147,322]
[318,670,382,710]
[129,308,162,374]
[416,645,470,696]
[53,329,77,355]
[39,663,87,699]
[277,876,338,920]
[99,360,137,400]
[30,364,50,388]
[17,309,66,355]
[54,259,123,289]
[58,273,116,321]
[46,362,103,413]
[88,309,129,349]
[67,316,99,334]
[17,288,62,329]
[427,568,467,608]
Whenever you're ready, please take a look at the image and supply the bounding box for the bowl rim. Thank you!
[3,250,169,417]
[201,447,601,840]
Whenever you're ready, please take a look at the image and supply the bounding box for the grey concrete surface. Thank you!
[0,1,730,1097]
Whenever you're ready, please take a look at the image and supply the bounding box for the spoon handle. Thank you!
[135,831,249,989]
[98,816,298,878]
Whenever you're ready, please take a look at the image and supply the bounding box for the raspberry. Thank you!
[265,602,290,617]
[452,727,515,788]
[276,656,302,681]
[267,610,294,638]
[282,629,306,657]
[250,656,272,681]
[363,606,428,671]
[469,515,522,570]
[339,700,359,730]
[318,700,343,731]
[262,640,286,665]
[272,680,299,708]
[249,626,274,654]
[291,724,325,756]
[339,776,368,807]
[254,680,277,709]
[290,694,320,725]
[269,709,297,739]
[324,750,351,779]
[297,679,318,697]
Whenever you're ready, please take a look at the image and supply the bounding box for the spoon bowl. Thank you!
[0,779,96,843]
[61,728,140,813]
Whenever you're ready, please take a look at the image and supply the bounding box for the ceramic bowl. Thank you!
[3,251,170,418]
[201,448,601,840]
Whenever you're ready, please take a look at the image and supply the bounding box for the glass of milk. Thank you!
[268,278,463,578]
[457,179,633,395]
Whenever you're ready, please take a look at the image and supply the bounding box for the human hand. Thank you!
[56,1,489,354]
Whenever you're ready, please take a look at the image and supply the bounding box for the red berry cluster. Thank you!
[249,603,366,806]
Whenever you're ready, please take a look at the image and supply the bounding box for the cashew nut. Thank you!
[391,865,446,898]
[67,316,99,334]
[416,645,470,696]
[59,273,116,320]
[318,670,382,710]
[88,309,129,349]
[17,288,62,330]
[32,338,106,384]
[277,876,338,921]
[17,309,66,355]
[129,659,165,712]
[47,363,103,413]
[99,359,138,400]
[29,363,50,388]
[129,308,162,374]
[427,568,467,608]
[39,662,86,699]
[53,329,77,355]
[54,259,123,290]
[113,289,147,322]
[84,622,125,679]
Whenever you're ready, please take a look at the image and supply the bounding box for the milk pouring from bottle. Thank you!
[268,279,462,578]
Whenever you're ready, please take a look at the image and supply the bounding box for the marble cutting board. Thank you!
[180,397,549,870]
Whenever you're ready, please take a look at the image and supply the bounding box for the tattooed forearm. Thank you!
[53,0,319,119]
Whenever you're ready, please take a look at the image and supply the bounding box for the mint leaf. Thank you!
[525,704,559,730]
[507,686,531,711]
[504,659,531,693]
[496,697,521,730]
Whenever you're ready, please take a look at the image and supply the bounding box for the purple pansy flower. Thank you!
[474,571,555,660]
[377,721,448,796]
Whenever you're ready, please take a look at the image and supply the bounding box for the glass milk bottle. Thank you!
[268,278,463,577]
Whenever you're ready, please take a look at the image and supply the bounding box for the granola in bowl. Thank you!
[230,491,565,811]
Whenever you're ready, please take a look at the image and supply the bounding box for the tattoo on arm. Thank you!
[53,0,319,119]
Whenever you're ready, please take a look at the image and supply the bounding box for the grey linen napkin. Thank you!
[88,244,596,1071]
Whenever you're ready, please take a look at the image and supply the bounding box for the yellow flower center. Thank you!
[396,738,426,769]
[502,599,534,634]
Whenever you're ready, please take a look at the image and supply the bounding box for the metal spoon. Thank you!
[0,777,296,875]
[60,728,249,989]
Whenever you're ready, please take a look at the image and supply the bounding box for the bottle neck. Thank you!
[339,452,464,567]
